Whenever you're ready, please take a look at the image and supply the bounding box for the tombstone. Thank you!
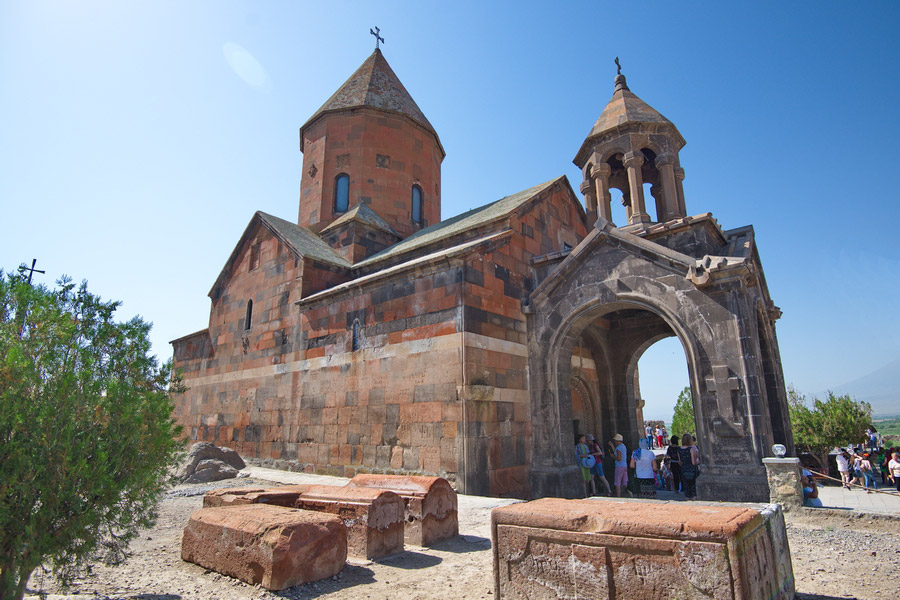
[203,484,312,508]
[181,504,346,590]
[491,498,794,599]
[347,474,459,546]
[293,484,405,560]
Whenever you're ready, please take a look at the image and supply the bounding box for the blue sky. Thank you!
[2,2,899,419]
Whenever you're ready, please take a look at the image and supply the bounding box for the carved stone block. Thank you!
[293,484,405,559]
[181,504,346,590]
[491,498,794,599]
[347,474,459,546]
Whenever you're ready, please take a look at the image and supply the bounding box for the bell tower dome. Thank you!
[297,49,445,240]
[574,69,687,227]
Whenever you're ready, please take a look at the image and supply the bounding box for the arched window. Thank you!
[411,184,423,225]
[334,174,349,213]
[351,319,361,351]
[245,299,253,330]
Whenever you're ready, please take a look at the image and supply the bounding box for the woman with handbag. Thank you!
[575,434,597,497]
[678,433,701,500]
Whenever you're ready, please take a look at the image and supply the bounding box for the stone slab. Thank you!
[491,498,794,600]
[181,504,347,590]
[293,484,405,559]
[347,474,458,546]
[203,484,312,507]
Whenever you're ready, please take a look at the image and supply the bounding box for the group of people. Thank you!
[575,432,701,500]
[644,424,668,449]
[836,446,900,493]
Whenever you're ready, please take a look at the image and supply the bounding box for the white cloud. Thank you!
[222,42,270,90]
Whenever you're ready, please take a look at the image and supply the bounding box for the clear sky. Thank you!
[2,1,899,420]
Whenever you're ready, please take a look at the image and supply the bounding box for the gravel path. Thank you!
[24,479,900,600]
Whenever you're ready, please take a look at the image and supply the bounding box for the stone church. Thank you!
[172,48,792,501]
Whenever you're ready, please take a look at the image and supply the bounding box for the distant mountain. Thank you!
[824,357,900,417]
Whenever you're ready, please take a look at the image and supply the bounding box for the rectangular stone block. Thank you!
[491,498,794,600]
[293,484,405,560]
[203,485,312,508]
[181,504,346,591]
[347,474,459,546]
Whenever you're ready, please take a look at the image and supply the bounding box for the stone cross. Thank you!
[370,27,384,49]
[18,258,44,284]
[705,365,740,417]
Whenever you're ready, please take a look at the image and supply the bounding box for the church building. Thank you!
[171,48,792,501]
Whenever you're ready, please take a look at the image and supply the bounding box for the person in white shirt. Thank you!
[630,438,658,498]
[836,450,852,489]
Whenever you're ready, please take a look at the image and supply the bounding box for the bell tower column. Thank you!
[580,180,597,223]
[623,151,650,224]
[655,153,682,220]
[674,166,687,216]
[590,163,613,223]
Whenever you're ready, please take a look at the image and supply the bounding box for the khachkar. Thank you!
[525,65,791,502]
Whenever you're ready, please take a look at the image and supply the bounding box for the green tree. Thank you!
[788,387,871,471]
[0,272,183,600]
[671,386,695,438]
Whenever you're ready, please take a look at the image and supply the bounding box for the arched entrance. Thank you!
[526,219,791,502]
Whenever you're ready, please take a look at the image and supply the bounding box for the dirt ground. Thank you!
[24,479,900,600]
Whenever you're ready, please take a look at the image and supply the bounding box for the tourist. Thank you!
[645,424,654,449]
[660,457,674,491]
[866,427,878,453]
[586,434,612,496]
[608,433,629,497]
[678,434,701,500]
[801,468,823,507]
[880,449,892,484]
[836,450,852,490]
[851,451,863,487]
[661,425,668,447]
[631,438,658,499]
[666,435,682,492]
[860,453,878,493]
[888,452,900,493]
[575,434,596,497]
[655,425,663,449]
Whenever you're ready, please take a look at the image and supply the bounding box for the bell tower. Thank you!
[297,49,445,240]
[574,68,687,227]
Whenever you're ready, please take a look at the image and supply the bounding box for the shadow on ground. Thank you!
[430,535,492,554]
[275,564,376,599]
[377,550,442,570]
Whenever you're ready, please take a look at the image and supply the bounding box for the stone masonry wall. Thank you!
[455,184,587,497]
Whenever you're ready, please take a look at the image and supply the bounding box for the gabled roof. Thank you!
[353,176,571,269]
[319,203,400,238]
[299,49,443,156]
[209,211,350,298]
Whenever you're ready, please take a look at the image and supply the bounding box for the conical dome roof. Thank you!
[574,75,684,166]
[300,49,442,155]
[589,75,675,134]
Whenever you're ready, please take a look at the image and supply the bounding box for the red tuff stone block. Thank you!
[181,504,347,591]
[293,484,405,559]
[203,485,312,508]
[491,498,794,600]
[347,474,458,547]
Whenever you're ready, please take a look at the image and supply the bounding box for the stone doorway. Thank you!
[525,220,791,502]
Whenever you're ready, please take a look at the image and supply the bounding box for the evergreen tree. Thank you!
[0,271,183,600]
[788,387,871,471]
[671,386,695,438]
